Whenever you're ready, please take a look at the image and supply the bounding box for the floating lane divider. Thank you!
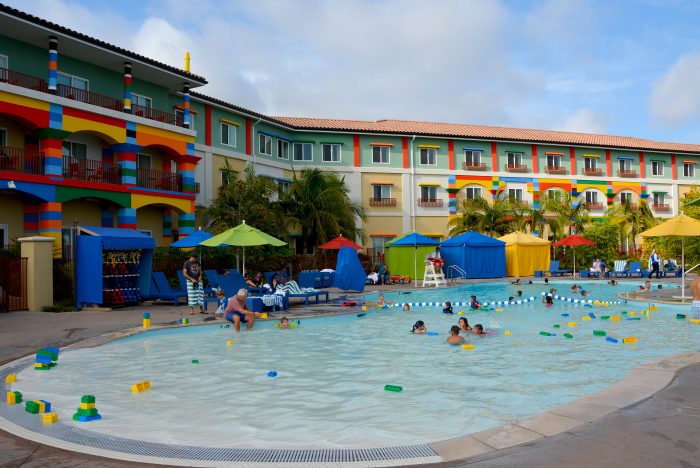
[540,292,626,306]
[394,296,537,309]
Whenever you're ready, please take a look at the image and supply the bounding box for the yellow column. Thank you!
[18,236,55,311]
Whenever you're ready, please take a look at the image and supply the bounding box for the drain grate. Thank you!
[0,363,438,464]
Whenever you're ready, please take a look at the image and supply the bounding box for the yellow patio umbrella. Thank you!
[640,213,700,300]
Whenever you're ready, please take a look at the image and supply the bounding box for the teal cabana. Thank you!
[384,232,439,281]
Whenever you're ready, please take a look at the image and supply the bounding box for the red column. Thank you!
[353,134,360,167]
[639,151,645,178]
[606,149,612,177]
[245,117,252,156]
[205,104,212,146]
[671,153,677,180]
[531,144,538,174]
[402,137,409,169]
[447,139,455,171]
[491,142,498,171]
[569,147,576,175]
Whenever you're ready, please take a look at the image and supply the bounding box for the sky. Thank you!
[7,0,700,144]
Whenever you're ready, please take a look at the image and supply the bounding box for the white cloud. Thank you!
[649,51,700,126]
[557,108,609,134]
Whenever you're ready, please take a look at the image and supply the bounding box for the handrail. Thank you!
[446,264,466,280]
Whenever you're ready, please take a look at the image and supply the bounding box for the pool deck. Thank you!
[0,275,698,467]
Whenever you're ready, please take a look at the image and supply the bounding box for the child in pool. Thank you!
[447,325,464,344]
[571,284,579,293]
[442,301,453,314]
[581,289,588,297]
[403,303,411,311]
[469,295,480,309]
[543,295,554,307]
[458,316,471,332]
[508,296,514,302]
[377,293,392,309]
[516,290,523,298]
[472,324,485,335]
[279,317,290,328]
[412,320,427,334]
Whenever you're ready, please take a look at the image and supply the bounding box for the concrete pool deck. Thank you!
[0,275,698,467]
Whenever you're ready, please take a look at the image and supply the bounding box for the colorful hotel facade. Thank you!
[0,4,698,258]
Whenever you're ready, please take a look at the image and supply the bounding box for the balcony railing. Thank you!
[587,202,604,210]
[617,170,637,178]
[417,198,443,207]
[62,156,121,184]
[463,162,487,171]
[505,164,528,173]
[0,146,43,175]
[581,168,603,176]
[56,83,121,111]
[620,203,638,211]
[545,166,567,175]
[652,203,670,211]
[132,104,183,127]
[137,167,184,192]
[0,67,48,92]
[369,197,396,206]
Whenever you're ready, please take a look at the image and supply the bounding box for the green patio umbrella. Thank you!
[199,220,286,275]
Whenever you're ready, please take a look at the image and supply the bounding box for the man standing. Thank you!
[183,254,204,315]
[691,276,700,320]
[648,249,661,279]
[224,288,261,331]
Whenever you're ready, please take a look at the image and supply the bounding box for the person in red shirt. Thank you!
[224,289,261,331]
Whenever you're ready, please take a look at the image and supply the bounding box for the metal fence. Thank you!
[0,257,27,312]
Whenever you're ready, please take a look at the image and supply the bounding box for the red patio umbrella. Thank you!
[319,235,362,250]
[552,234,596,276]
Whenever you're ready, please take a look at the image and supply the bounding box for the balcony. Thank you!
[619,203,638,211]
[652,203,671,212]
[417,198,443,207]
[587,202,605,210]
[369,197,396,207]
[62,156,121,184]
[617,170,637,178]
[0,146,43,175]
[0,67,186,128]
[581,168,603,176]
[137,168,184,192]
[544,166,567,175]
[505,164,528,173]
[462,162,487,171]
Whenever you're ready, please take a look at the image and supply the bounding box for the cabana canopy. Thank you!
[498,231,551,277]
[385,232,438,280]
[440,231,506,278]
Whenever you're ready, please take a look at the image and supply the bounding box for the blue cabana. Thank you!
[440,231,506,278]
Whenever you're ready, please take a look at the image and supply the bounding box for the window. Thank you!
[371,236,393,261]
[618,159,631,172]
[277,180,290,198]
[220,123,236,147]
[57,72,88,90]
[585,191,598,204]
[651,160,664,176]
[259,134,272,156]
[0,128,6,146]
[419,148,437,165]
[584,157,597,170]
[372,146,390,164]
[465,187,482,200]
[547,189,563,201]
[0,223,8,249]
[175,110,194,128]
[620,192,633,204]
[507,152,523,166]
[293,142,313,161]
[221,170,236,187]
[137,153,151,169]
[294,238,315,256]
[132,93,152,108]
[373,184,391,199]
[464,150,482,165]
[546,154,561,168]
[277,140,289,159]
[653,193,665,205]
[322,144,341,162]
[0,54,7,69]
[61,141,87,159]
[420,186,437,200]
[684,163,695,177]
[508,188,523,201]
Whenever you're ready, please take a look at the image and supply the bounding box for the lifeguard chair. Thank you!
[422,262,446,287]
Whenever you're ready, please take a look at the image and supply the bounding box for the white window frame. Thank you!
[62,141,87,159]
[547,189,564,201]
[293,142,313,161]
[371,236,393,258]
[584,157,597,170]
[373,184,391,199]
[131,93,152,108]
[651,160,664,176]
[684,163,695,177]
[258,134,273,156]
[508,188,523,201]
[277,140,289,159]
[0,54,8,70]
[653,193,665,205]
[620,192,633,204]
[546,154,562,168]
[420,186,437,200]
[321,144,341,162]
[57,71,89,90]
[221,122,236,147]
[372,146,390,164]
[465,187,482,200]
[507,152,523,166]
[419,148,437,166]
[618,159,631,172]
[464,150,482,165]
[585,190,598,204]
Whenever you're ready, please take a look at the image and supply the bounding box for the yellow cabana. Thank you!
[498,231,551,277]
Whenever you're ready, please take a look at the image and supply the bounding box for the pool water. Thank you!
[13,281,698,449]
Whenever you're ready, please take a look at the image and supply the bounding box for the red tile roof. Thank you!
[272,117,700,154]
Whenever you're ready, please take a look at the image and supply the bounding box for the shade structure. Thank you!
[552,234,595,276]
[319,235,362,250]
[640,213,700,299]
[441,231,506,279]
[199,221,286,275]
[498,231,551,277]
[385,232,439,283]
[332,246,366,291]
[169,228,213,248]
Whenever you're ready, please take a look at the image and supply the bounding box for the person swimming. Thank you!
[442,301,453,314]
[458,316,471,332]
[544,278,549,284]
[516,290,523,297]
[508,296,514,302]
[511,278,521,285]
[447,325,464,344]
[279,317,290,328]
[472,324,485,335]
[403,303,411,311]
[469,295,480,309]
[412,320,427,334]
[571,284,579,293]
[543,295,554,306]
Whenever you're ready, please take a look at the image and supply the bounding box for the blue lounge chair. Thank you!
[150,271,187,305]
[277,280,329,305]
[609,260,627,278]
[628,261,648,278]
[204,269,221,290]
[548,260,572,276]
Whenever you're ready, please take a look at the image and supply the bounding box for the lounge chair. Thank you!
[150,271,187,305]
[204,269,221,291]
[548,260,572,276]
[628,261,648,278]
[277,280,329,305]
[609,260,628,278]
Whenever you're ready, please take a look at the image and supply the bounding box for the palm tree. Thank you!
[545,193,590,240]
[606,199,657,257]
[280,168,366,251]
[448,195,514,237]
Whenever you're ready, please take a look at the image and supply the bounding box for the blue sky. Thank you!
[7,0,700,144]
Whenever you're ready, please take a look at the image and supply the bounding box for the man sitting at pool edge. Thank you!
[224,288,262,331]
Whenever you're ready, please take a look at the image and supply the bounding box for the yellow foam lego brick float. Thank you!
[143,318,151,329]
[623,336,637,345]
[593,300,601,305]
[461,344,475,350]
[259,313,268,319]
[42,412,58,424]
[504,330,511,336]
[6,391,22,405]
[226,340,234,345]
[649,305,659,311]
[581,316,592,321]
[361,306,367,311]
[5,374,16,384]
[131,380,152,394]
[495,308,504,312]
[568,322,577,327]
[80,402,96,409]
[458,311,464,315]
[690,319,700,324]
[610,316,621,322]
[629,311,636,316]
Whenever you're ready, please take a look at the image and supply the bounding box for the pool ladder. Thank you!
[446,265,467,283]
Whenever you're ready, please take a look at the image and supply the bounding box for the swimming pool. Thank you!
[8,280,698,450]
